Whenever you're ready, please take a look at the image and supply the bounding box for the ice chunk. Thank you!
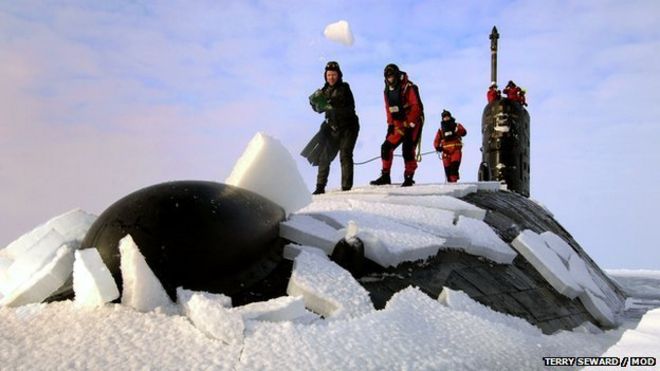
[511,230,582,299]
[475,181,502,192]
[301,198,466,246]
[279,214,340,254]
[375,195,486,220]
[0,245,74,307]
[119,235,173,312]
[307,210,444,267]
[177,287,243,345]
[226,132,311,215]
[323,20,354,46]
[282,244,328,261]
[177,287,232,308]
[540,231,574,263]
[3,209,96,258]
[455,216,517,264]
[234,296,308,322]
[568,253,606,298]
[73,248,120,308]
[287,250,373,319]
[578,290,617,328]
[2,229,67,296]
[438,287,542,335]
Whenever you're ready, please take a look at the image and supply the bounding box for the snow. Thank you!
[118,235,174,312]
[286,250,373,319]
[279,214,340,254]
[0,245,74,307]
[233,295,310,323]
[608,269,660,299]
[511,229,582,298]
[323,20,354,46]
[598,307,660,359]
[73,248,120,308]
[438,286,543,336]
[225,132,311,215]
[455,215,517,264]
[339,183,479,199]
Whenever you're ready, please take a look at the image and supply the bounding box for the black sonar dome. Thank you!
[80,181,286,300]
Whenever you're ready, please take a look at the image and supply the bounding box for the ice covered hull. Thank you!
[80,181,286,301]
[479,99,530,197]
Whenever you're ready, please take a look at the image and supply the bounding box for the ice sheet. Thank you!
[511,230,582,298]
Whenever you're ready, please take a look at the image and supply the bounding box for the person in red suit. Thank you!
[487,82,501,103]
[503,80,527,106]
[370,64,424,187]
[434,110,467,183]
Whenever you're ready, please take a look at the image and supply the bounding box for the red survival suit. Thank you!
[503,82,527,106]
[381,71,423,178]
[434,112,466,183]
[487,85,501,103]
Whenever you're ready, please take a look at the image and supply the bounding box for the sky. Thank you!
[1,0,659,270]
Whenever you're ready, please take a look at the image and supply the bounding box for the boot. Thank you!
[312,185,325,195]
[401,174,415,187]
[370,171,391,186]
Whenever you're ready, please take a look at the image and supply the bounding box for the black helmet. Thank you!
[325,61,343,79]
[441,110,452,118]
[507,80,516,87]
[384,63,400,78]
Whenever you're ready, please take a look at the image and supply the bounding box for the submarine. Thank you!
[42,28,624,335]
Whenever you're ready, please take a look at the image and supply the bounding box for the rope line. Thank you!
[354,150,438,165]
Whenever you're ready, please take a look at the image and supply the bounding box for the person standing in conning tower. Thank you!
[370,64,424,187]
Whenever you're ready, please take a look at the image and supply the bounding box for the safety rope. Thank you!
[354,150,438,165]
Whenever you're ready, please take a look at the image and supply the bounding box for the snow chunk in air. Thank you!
[226,132,311,215]
[323,20,354,46]
[287,250,373,319]
[73,248,119,308]
[119,235,173,312]
[511,230,582,299]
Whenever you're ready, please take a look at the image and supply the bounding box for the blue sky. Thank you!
[1,1,659,269]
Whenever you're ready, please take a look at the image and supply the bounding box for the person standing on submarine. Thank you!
[308,61,360,195]
[370,64,424,187]
[434,110,467,183]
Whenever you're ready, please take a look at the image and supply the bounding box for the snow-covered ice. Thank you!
[540,231,574,263]
[287,250,373,319]
[0,245,74,307]
[438,286,543,335]
[177,287,244,345]
[280,214,340,254]
[593,307,660,364]
[73,248,119,308]
[119,235,173,312]
[511,229,582,298]
[304,210,445,267]
[1,208,96,258]
[568,252,607,297]
[323,20,354,46]
[579,289,618,328]
[226,132,311,215]
[455,215,517,264]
